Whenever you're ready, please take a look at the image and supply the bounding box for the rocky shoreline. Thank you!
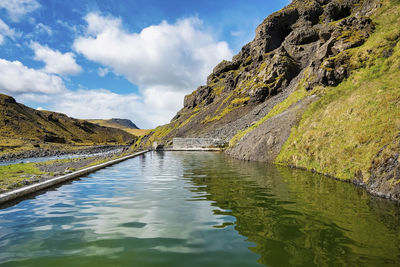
[0,145,130,162]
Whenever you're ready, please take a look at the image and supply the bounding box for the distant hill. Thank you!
[109,118,139,129]
[89,118,138,129]
[0,94,135,155]
[89,119,150,136]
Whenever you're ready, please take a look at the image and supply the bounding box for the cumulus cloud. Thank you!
[30,41,82,75]
[0,0,40,21]
[74,14,232,89]
[45,89,170,129]
[73,13,233,124]
[0,58,66,95]
[0,18,17,44]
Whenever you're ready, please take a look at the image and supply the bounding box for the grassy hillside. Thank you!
[88,119,150,137]
[0,94,135,156]
[276,0,400,184]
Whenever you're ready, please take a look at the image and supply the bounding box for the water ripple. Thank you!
[0,151,399,266]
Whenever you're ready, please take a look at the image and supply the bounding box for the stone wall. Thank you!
[172,138,227,150]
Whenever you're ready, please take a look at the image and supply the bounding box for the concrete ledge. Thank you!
[162,148,222,151]
[172,138,227,150]
[0,150,149,205]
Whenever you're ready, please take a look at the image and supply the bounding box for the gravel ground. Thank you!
[36,147,130,174]
[0,145,130,162]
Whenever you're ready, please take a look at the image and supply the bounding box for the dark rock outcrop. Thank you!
[184,86,214,109]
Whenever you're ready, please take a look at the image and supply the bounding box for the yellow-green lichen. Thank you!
[202,96,250,124]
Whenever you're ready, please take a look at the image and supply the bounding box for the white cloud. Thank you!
[74,14,232,89]
[73,13,232,124]
[30,41,82,75]
[46,89,165,129]
[98,67,109,77]
[0,18,17,44]
[0,0,40,21]
[35,23,52,35]
[0,58,66,95]
[143,86,186,114]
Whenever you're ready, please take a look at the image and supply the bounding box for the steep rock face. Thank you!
[142,0,378,147]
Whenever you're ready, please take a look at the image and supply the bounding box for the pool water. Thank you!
[0,151,399,266]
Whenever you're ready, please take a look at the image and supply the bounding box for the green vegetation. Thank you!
[132,135,144,150]
[145,123,179,146]
[336,29,364,44]
[0,163,44,192]
[276,0,400,182]
[211,81,225,96]
[178,106,201,128]
[229,82,311,147]
[202,96,250,123]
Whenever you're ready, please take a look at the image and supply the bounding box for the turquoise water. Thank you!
[0,151,399,266]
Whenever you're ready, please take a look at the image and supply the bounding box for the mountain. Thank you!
[0,94,135,156]
[88,119,150,137]
[136,0,400,200]
[89,118,139,129]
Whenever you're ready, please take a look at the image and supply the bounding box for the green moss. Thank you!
[244,56,253,66]
[132,135,144,149]
[210,80,225,96]
[337,29,364,45]
[0,163,44,192]
[202,96,250,124]
[145,123,180,146]
[178,106,201,128]
[276,0,400,182]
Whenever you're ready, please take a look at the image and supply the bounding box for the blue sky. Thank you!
[0,0,288,128]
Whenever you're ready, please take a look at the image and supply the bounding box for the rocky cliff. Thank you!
[137,0,400,201]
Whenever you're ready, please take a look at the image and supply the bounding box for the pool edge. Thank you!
[0,150,150,205]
